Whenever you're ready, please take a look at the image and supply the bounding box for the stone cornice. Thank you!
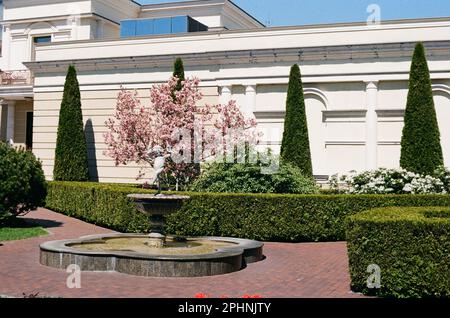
[1,13,120,26]
[0,86,34,98]
[24,41,450,74]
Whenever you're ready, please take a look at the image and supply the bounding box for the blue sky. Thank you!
[137,0,450,26]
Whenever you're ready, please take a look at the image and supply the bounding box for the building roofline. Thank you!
[293,15,450,29]
[0,12,120,26]
[139,0,265,27]
[25,40,450,74]
[31,15,450,47]
[227,0,265,27]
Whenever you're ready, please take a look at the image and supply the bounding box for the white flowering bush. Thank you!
[331,168,447,194]
[434,166,450,192]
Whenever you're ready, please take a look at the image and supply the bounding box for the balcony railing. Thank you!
[0,70,33,86]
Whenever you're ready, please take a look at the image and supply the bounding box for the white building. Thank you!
[0,0,450,183]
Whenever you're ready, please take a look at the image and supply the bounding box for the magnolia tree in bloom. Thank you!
[104,76,259,189]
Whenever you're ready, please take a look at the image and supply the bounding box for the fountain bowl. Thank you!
[40,234,264,277]
[39,193,264,277]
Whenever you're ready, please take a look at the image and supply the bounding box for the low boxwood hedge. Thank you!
[346,207,450,298]
[46,182,450,242]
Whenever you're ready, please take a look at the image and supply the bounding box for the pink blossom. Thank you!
[104,76,260,185]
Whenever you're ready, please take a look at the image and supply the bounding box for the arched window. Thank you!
[433,84,450,167]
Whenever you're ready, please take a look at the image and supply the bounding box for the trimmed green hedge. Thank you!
[45,182,150,233]
[46,182,450,242]
[346,207,450,298]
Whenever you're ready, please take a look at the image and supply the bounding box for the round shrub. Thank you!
[346,206,450,298]
[190,162,318,194]
[0,143,47,221]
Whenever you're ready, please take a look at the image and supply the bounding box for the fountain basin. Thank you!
[127,194,190,216]
[40,233,264,277]
[127,194,190,237]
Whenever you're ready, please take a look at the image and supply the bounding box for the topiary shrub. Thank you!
[400,43,443,175]
[281,64,313,177]
[190,162,318,194]
[0,143,47,223]
[346,206,450,298]
[173,57,186,93]
[53,65,89,181]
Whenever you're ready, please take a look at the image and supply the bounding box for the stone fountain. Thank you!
[39,147,264,277]
[127,193,191,248]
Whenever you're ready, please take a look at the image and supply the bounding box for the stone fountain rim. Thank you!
[39,233,263,261]
[127,194,191,201]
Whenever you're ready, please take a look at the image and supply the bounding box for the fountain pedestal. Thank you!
[127,194,190,247]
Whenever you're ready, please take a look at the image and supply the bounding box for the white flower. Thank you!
[403,184,412,193]
[338,167,447,194]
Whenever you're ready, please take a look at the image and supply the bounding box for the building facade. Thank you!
[1,0,450,183]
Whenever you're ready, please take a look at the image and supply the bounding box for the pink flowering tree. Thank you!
[104,76,259,190]
[212,100,259,163]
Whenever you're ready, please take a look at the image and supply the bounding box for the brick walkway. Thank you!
[0,208,363,298]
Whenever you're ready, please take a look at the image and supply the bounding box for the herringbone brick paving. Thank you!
[0,208,364,298]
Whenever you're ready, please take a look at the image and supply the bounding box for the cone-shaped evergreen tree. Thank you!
[173,58,186,92]
[281,64,313,177]
[400,43,443,175]
[53,65,89,181]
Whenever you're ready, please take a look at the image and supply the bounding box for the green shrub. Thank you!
[46,181,450,242]
[0,143,47,222]
[173,57,186,93]
[190,162,318,194]
[281,64,313,177]
[346,207,450,298]
[53,65,89,181]
[45,182,150,233]
[400,43,443,175]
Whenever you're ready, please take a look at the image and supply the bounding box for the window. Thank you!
[33,36,52,44]
[26,112,33,150]
[120,16,208,38]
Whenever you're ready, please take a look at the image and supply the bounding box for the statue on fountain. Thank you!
[147,145,171,195]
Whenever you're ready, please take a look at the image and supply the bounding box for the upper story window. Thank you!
[33,36,52,44]
[120,16,208,38]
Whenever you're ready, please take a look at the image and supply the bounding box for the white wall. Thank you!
[3,0,92,21]
[26,18,450,182]
[33,20,450,62]
[0,0,138,70]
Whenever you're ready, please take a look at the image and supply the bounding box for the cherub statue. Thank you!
[147,145,171,195]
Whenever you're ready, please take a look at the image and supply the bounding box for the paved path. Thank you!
[0,208,363,298]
